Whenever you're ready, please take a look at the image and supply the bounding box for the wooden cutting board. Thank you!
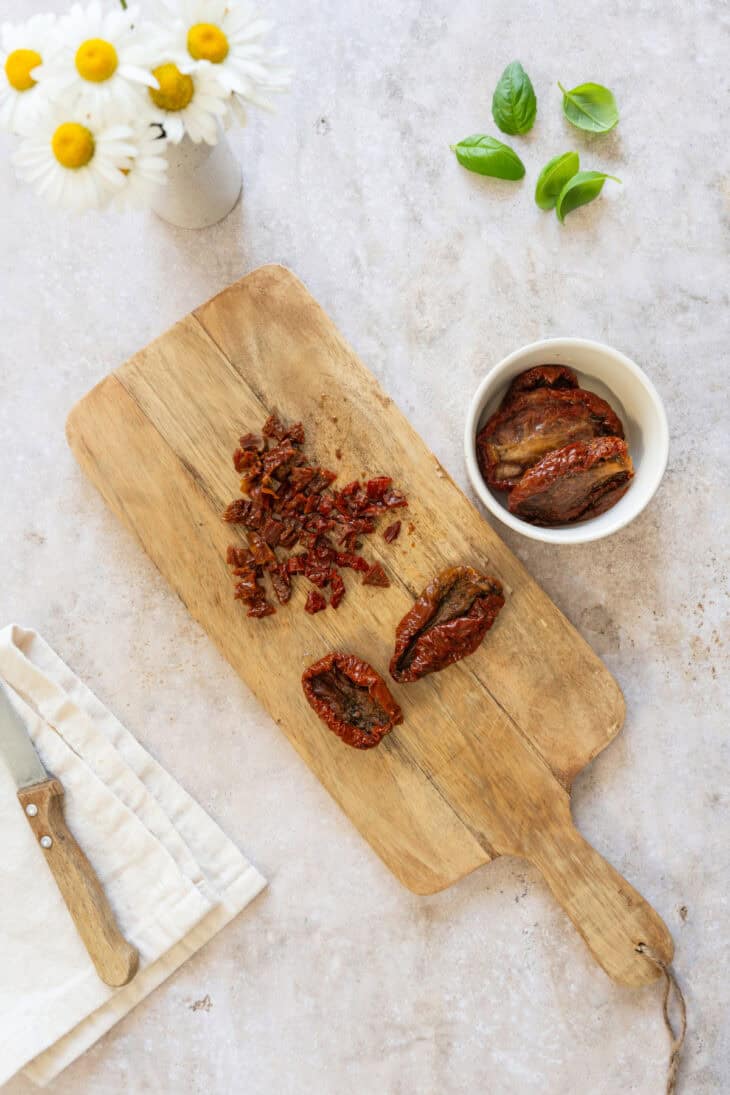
[67,265,672,986]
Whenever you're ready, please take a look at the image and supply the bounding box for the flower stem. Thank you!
[119,0,127,9]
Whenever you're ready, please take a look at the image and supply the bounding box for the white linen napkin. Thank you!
[0,624,266,1087]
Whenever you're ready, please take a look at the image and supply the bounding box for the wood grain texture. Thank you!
[19,778,139,987]
[66,265,672,985]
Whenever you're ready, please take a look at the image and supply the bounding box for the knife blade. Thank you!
[0,683,49,789]
[0,682,139,987]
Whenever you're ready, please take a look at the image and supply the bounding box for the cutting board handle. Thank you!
[524,808,673,987]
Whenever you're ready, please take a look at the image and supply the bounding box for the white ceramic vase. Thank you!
[150,127,243,229]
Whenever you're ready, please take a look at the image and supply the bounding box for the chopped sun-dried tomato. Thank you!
[247,599,276,618]
[382,488,407,509]
[366,476,392,500]
[286,553,308,575]
[248,531,276,567]
[227,545,251,567]
[363,562,390,587]
[305,589,327,614]
[224,415,408,618]
[239,432,264,450]
[336,551,370,573]
[329,572,345,608]
[269,564,292,605]
[223,498,252,524]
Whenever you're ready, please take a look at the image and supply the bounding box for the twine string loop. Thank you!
[635,942,687,1095]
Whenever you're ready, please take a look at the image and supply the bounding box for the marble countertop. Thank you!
[1,1,728,1092]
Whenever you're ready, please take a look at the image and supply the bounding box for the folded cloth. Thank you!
[0,624,266,1087]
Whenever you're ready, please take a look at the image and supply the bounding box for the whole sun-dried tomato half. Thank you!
[503,364,578,404]
[390,566,504,683]
[477,386,625,491]
[302,653,403,749]
[508,436,634,525]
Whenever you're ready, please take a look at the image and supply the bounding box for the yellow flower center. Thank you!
[5,48,42,92]
[187,23,229,64]
[52,122,95,169]
[75,38,118,83]
[149,62,194,111]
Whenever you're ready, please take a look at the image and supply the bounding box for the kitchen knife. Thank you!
[0,683,139,987]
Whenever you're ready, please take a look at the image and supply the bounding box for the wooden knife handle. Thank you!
[18,778,139,988]
[523,806,674,987]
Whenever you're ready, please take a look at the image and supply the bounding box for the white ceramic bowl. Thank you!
[464,338,669,544]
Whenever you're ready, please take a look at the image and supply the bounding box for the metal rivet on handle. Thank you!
[25,804,38,817]
[40,835,53,849]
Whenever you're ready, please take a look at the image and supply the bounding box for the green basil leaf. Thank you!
[534,151,580,210]
[558,81,619,133]
[451,134,525,180]
[491,61,537,135]
[555,170,621,222]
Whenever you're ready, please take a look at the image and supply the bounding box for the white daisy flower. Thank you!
[13,103,136,212]
[147,59,228,143]
[154,0,291,125]
[0,14,57,135]
[34,1,158,115]
[112,121,168,210]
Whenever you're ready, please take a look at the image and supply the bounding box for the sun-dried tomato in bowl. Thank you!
[474,363,633,526]
[508,436,634,525]
[503,364,579,402]
[302,653,404,749]
[476,386,625,492]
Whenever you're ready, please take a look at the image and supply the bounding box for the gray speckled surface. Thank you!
[1,0,728,1092]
